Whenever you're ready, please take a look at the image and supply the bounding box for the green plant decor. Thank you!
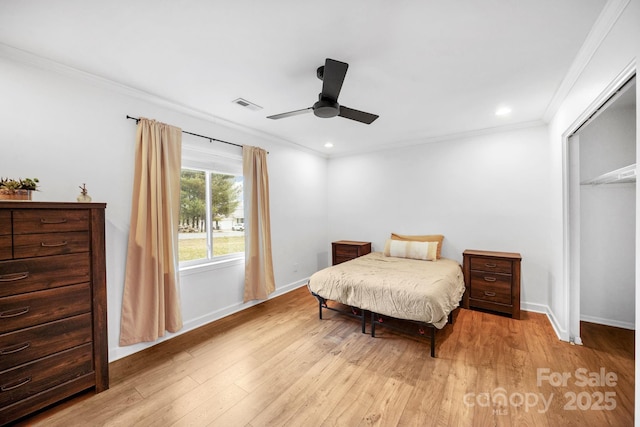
[0,177,39,193]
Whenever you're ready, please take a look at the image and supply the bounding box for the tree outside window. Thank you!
[179,168,244,264]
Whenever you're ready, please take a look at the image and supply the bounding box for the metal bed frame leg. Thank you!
[430,326,435,358]
[314,294,325,320]
[312,292,367,334]
[370,312,376,337]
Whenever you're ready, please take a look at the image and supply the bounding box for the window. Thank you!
[179,144,244,267]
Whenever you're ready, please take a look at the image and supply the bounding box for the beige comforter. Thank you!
[308,252,465,328]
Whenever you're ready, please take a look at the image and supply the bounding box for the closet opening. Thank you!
[566,74,636,346]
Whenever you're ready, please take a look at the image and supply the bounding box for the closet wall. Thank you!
[579,82,636,329]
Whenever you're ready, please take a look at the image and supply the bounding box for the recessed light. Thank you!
[324,142,334,148]
[495,106,512,116]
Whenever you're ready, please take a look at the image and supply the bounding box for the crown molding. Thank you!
[329,119,547,159]
[542,0,631,122]
[0,42,326,158]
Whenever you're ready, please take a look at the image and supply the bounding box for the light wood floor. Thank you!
[17,286,634,426]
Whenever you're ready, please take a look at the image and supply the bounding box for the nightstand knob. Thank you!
[484,291,496,297]
[483,276,497,282]
[484,263,497,268]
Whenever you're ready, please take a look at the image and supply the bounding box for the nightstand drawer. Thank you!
[332,241,371,265]
[469,272,511,305]
[470,257,513,274]
[335,245,358,257]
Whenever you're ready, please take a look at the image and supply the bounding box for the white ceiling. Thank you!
[0,0,609,156]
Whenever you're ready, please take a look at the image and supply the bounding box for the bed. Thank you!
[307,237,465,357]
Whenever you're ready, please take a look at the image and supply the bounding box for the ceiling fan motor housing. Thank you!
[313,96,340,118]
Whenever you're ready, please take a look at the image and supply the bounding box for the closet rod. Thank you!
[126,115,243,149]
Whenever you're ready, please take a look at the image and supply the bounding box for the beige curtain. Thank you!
[243,145,276,301]
[120,118,183,346]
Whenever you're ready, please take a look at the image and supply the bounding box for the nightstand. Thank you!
[332,240,372,265]
[462,249,521,319]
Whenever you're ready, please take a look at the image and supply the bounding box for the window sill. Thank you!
[179,255,244,276]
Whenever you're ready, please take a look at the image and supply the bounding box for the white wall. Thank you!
[579,106,635,329]
[547,0,639,342]
[0,52,329,361]
[327,125,552,311]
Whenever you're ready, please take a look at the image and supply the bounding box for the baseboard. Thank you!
[521,301,570,342]
[580,314,635,330]
[109,278,310,362]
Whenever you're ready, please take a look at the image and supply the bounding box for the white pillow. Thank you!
[383,239,438,261]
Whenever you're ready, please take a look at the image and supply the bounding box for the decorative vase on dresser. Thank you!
[462,249,522,319]
[331,240,372,265]
[0,202,108,425]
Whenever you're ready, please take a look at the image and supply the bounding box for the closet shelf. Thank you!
[581,163,636,185]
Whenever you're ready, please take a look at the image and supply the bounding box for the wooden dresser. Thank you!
[462,249,521,319]
[332,241,372,265]
[0,202,108,425]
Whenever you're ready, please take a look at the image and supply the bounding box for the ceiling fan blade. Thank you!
[267,107,312,120]
[321,58,348,101]
[338,106,379,124]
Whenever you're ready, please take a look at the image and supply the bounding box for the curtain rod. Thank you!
[126,115,244,149]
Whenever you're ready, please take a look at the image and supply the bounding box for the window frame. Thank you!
[178,164,245,270]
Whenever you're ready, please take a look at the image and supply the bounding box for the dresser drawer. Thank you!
[0,236,10,261]
[0,253,90,298]
[0,313,92,371]
[469,271,511,305]
[13,231,89,259]
[470,257,513,274]
[0,343,93,407]
[0,211,9,236]
[12,210,89,234]
[0,283,91,334]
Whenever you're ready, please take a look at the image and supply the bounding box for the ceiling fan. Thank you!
[267,58,379,125]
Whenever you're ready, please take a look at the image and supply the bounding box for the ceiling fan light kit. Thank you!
[313,97,340,118]
[267,58,379,125]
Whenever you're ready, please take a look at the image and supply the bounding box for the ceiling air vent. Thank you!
[232,98,263,111]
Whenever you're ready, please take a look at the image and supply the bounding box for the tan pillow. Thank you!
[383,239,438,261]
[390,233,444,259]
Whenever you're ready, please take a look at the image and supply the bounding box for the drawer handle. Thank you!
[0,341,31,355]
[484,291,497,297]
[1,376,32,392]
[40,218,68,224]
[484,263,497,268]
[0,306,30,318]
[0,272,29,282]
[41,241,68,247]
[483,276,497,282]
